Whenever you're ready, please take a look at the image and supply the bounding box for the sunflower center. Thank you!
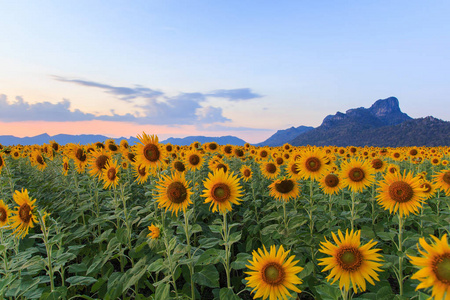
[260,150,268,158]
[19,203,32,224]
[371,159,383,170]
[138,165,146,176]
[337,247,362,271]
[216,163,228,173]
[420,182,432,193]
[63,162,69,171]
[325,174,339,188]
[36,154,45,165]
[0,207,6,222]
[127,152,136,162]
[208,143,218,150]
[389,181,414,203]
[262,263,285,285]
[143,144,160,162]
[410,149,418,156]
[174,161,186,172]
[290,164,299,175]
[166,145,173,152]
[189,154,200,166]
[443,172,450,185]
[211,183,231,203]
[275,179,295,194]
[349,168,365,182]
[76,149,87,162]
[224,146,232,154]
[234,149,244,157]
[167,182,187,204]
[243,169,251,177]
[265,163,277,174]
[107,168,116,180]
[96,155,109,170]
[305,157,321,172]
[433,254,450,284]
[0,156,3,167]
[276,157,284,165]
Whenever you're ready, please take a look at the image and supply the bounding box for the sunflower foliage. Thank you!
[0,141,448,299]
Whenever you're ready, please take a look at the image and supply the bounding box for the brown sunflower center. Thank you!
[276,157,284,165]
[19,203,32,224]
[371,159,383,170]
[174,161,186,172]
[443,172,450,185]
[224,146,232,154]
[36,154,45,165]
[243,169,251,177]
[189,154,200,166]
[107,168,116,180]
[389,181,414,203]
[0,207,7,222]
[75,149,86,162]
[95,155,109,170]
[216,163,228,173]
[13,152,19,157]
[234,149,244,157]
[290,163,299,175]
[127,152,136,162]
[348,167,365,182]
[325,174,339,188]
[138,165,146,176]
[410,149,418,156]
[108,144,118,152]
[143,144,160,162]
[388,167,397,174]
[260,150,268,158]
[433,254,450,284]
[275,179,295,194]
[305,157,321,172]
[420,182,432,193]
[211,183,231,203]
[265,163,277,174]
[208,143,218,150]
[167,182,187,204]
[166,145,173,152]
[0,156,3,167]
[337,247,362,271]
[63,162,69,171]
[262,262,285,285]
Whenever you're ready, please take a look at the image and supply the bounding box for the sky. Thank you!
[0,1,449,144]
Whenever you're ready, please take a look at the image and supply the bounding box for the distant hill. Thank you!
[289,97,450,147]
[257,126,314,147]
[161,135,247,146]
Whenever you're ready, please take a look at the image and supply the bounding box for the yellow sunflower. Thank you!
[102,159,121,190]
[318,229,383,293]
[295,147,330,181]
[88,149,111,179]
[433,170,450,196]
[318,173,342,195]
[202,169,243,214]
[30,150,47,171]
[0,200,11,227]
[339,159,375,193]
[376,171,427,217]
[10,189,38,239]
[11,149,21,160]
[184,150,204,171]
[171,159,186,173]
[370,158,386,173]
[133,163,150,184]
[147,223,161,240]
[67,144,88,173]
[420,180,437,200]
[0,153,5,172]
[408,234,450,299]
[386,163,400,175]
[155,172,192,216]
[286,160,302,180]
[240,165,253,182]
[135,132,166,171]
[268,177,300,202]
[260,161,280,180]
[62,157,70,176]
[245,245,303,300]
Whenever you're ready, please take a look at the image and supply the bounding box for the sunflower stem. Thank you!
[397,214,404,297]
[38,211,55,293]
[350,191,356,231]
[222,212,232,289]
[183,210,196,300]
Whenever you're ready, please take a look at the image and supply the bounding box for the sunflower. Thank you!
[386,164,400,175]
[286,160,302,180]
[105,139,119,153]
[376,171,426,217]
[370,158,386,173]
[10,189,38,239]
[209,159,229,173]
[245,245,303,300]
[222,145,234,158]
[240,165,253,182]
[88,149,111,179]
[30,150,47,171]
[67,144,88,173]
[147,223,161,240]
[184,150,204,171]
[268,177,300,201]
[133,163,150,184]
[11,149,21,160]
[0,153,5,172]
[318,229,383,293]
[319,172,342,195]
[102,159,121,189]
[172,159,186,173]
[202,169,243,214]
[339,159,375,193]
[62,157,70,176]
[233,147,245,159]
[295,148,330,181]
[260,161,280,180]
[0,200,11,227]
[433,170,450,196]
[258,148,271,160]
[420,180,437,199]
[155,172,192,216]
[408,234,450,299]
[135,132,166,171]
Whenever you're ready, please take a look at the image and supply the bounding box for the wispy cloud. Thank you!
[207,88,263,101]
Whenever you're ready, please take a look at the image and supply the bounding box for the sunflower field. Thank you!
[0,133,449,300]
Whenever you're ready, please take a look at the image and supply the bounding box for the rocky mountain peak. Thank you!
[368,97,401,117]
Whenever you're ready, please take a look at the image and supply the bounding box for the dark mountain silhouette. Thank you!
[289,97,449,146]
[257,126,314,147]
[161,135,247,146]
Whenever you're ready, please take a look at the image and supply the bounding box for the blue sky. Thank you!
[0,1,449,143]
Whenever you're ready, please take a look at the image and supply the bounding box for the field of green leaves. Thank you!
[0,136,449,299]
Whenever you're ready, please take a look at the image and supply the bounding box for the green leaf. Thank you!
[196,249,222,266]
[199,237,221,248]
[219,287,240,300]
[66,276,98,286]
[155,283,170,299]
[228,232,241,245]
[315,284,341,300]
[230,253,252,270]
[193,265,220,288]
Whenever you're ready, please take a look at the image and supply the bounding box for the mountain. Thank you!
[257,126,314,147]
[161,135,247,146]
[290,97,450,147]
